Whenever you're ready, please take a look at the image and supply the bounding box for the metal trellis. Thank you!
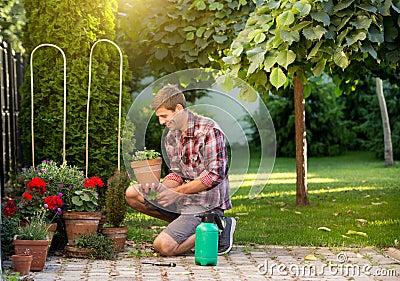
[86,39,124,175]
[30,44,67,166]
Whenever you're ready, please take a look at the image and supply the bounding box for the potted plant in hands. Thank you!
[102,170,130,252]
[13,211,49,271]
[130,148,162,186]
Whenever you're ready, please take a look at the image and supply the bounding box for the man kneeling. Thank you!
[125,84,236,256]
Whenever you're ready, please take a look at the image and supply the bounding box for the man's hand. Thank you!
[136,183,158,199]
[156,184,182,207]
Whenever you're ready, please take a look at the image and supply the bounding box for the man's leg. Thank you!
[153,213,201,256]
[218,216,236,255]
[153,232,195,256]
[125,185,174,222]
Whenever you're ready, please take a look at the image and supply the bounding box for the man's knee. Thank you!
[153,232,178,256]
[125,186,142,208]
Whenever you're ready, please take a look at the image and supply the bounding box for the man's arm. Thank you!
[157,179,208,207]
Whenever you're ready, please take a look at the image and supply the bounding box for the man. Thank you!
[126,84,236,256]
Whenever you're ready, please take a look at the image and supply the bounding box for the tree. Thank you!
[223,0,400,205]
[117,0,400,206]
[376,78,394,166]
[116,0,254,72]
[19,0,130,180]
[0,0,25,52]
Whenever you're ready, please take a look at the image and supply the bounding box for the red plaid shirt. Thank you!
[163,110,232,210]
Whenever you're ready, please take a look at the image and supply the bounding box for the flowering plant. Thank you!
[1,199,19,255]
[17,177,63,223]
[61,176,104,212]
[2,199,18,218]
[19,160,104,213]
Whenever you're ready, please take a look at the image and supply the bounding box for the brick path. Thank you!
[4,245,400,280]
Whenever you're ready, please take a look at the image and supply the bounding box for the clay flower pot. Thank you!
[13,239,49,271]
[12,254,33,275]
[102,226,128,252]
[64,246,92,258]
[130,157,162,185]
[62,212,101,246]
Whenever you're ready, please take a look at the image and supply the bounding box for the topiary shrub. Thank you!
[105,170,130,227]
[18,0,131,180]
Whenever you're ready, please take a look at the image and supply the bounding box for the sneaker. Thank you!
[218,216,236,255]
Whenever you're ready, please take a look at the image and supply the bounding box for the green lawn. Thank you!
[126,151,400,250]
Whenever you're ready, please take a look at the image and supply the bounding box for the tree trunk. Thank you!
[376,78,394,166]
[294,72,309,206]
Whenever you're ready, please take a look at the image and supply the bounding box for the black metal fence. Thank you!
[0,41,25,197]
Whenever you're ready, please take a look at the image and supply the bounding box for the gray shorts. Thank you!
[161,207,224,244]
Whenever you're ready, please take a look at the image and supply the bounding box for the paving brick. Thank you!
[5,246,398,281]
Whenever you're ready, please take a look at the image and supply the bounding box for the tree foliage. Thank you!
[223,0,400,94]
[256,75,354,157]
[117,0,255,74]
[0,0,25,52]
[19,0,130,180]
[341,77,400,160]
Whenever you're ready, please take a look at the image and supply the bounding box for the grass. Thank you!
[125,151,400,250]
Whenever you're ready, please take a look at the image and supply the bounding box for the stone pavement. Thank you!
[5,245,400,280]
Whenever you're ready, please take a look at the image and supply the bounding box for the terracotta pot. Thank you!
[130,157,162,185]
[62,212,101,246]
[13,239,49,271]
[97,214,107,232]
[102,226,128,252]
[65,246,92,258]
[12,254,33,275]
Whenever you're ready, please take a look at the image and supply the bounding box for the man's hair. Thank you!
[151,84,187,111]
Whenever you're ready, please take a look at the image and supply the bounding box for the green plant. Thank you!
[18,160,105,212]
[0,270,21,281]
[0,212,19,256]
[105,170,130,227]
[18,160,62,183]
[69,189,99,212]
[74,232,115,259]
[19,0,130,182]
[131,148,161,161]
[16,176,64,223]
[16,211,49,240]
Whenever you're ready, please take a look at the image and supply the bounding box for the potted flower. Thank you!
[15,177,63,248]
[1,199,20,257]
[62,175,104,247]
[13,211,49,271]
[18,160,104,248]
[130,148,162,185]
[102,170,130,251]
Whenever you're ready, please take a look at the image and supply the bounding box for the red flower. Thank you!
[27,177,47,194]
[84,176,104,189]
[22,192,33,201]
[2,199,18,218]
[44,195,63,211]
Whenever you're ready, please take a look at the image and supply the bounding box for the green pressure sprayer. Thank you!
[195,211,224,266]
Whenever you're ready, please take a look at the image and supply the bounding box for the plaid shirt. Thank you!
[163,110,232,211]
